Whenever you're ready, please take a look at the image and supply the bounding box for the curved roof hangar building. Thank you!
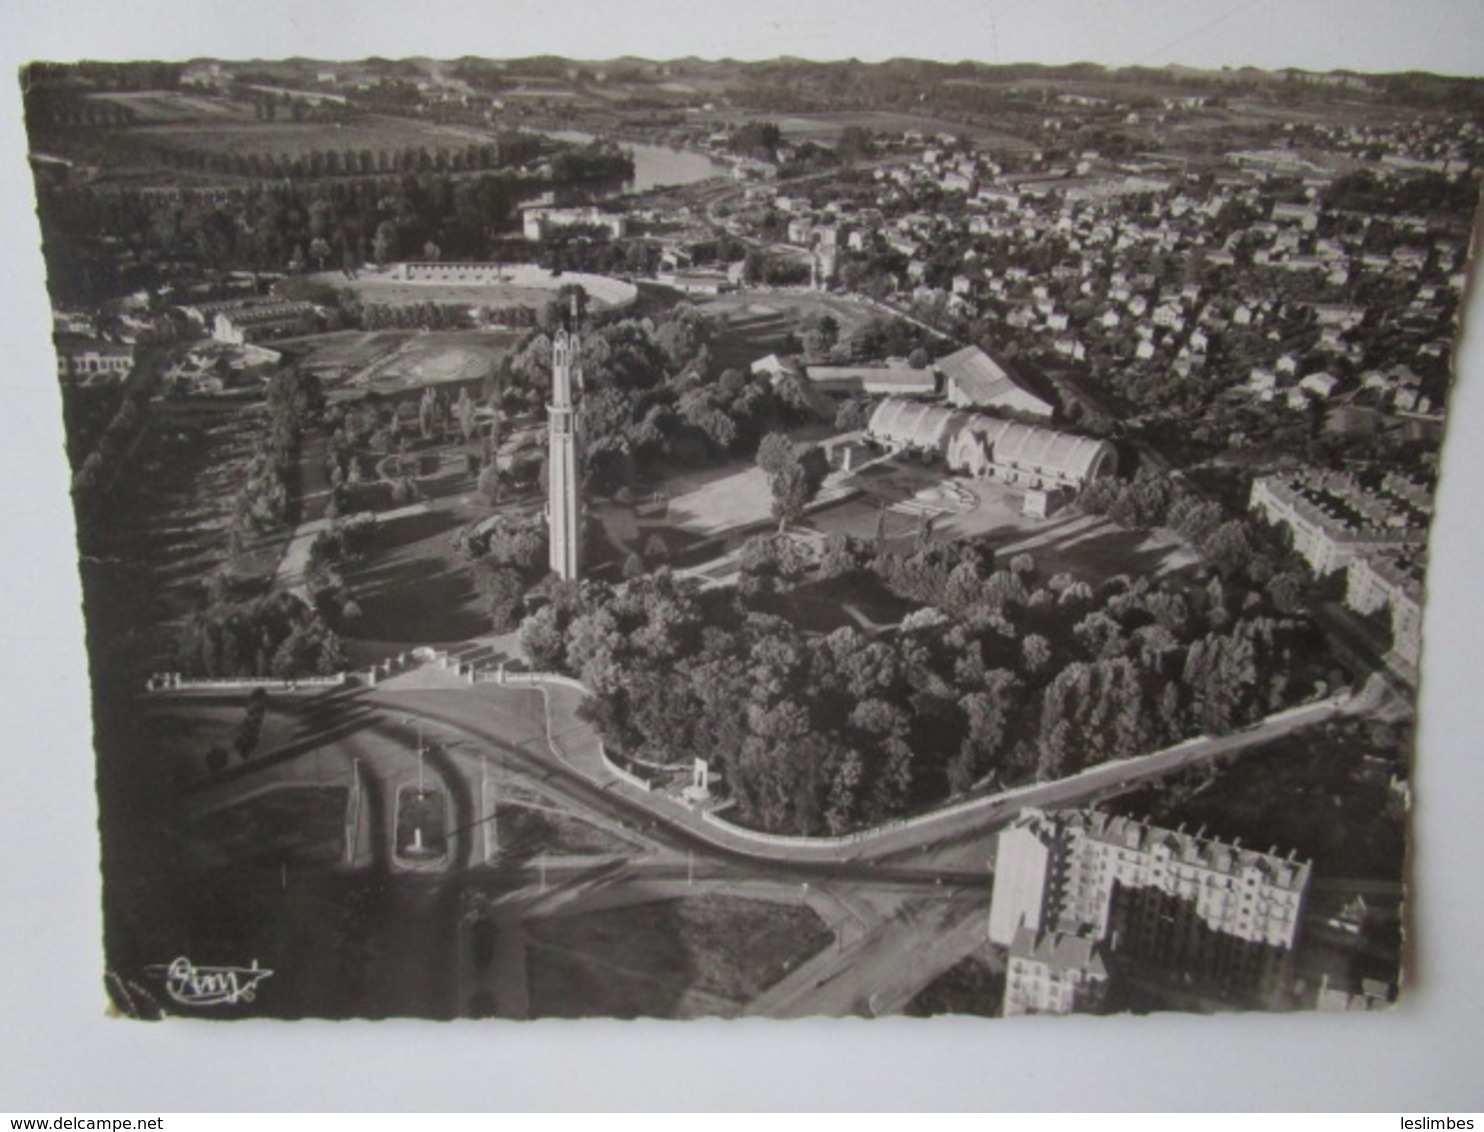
[867,396,1117,491]
[866,398,975,455]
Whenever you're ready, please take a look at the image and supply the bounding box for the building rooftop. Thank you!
[805,364,936,392]
[1009,926,1109,979]
[218,301,317,326]
[1355,547,1427,601]
[1255,468,1431,543]
[1080,810,1311,893]
[964,418,1114,483]
[936,344,1051,414]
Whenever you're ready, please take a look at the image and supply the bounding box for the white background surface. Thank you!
[0,0,1480,1112]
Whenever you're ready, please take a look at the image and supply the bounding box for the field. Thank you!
[128,114,503,158]
[525,895,832,1018]
[286,329,520,395]
[336,462,499,646]
[719,108,1038,152]
[88,90,256,123]
[188,785,348,869]
[316,265,636,313]
[904,949,1005,1017]
[496,804,634,859]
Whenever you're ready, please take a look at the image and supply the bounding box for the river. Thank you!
[542,129,729,195]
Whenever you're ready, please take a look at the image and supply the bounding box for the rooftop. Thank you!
[936,344,1050,413]
[1009,926,1109,979]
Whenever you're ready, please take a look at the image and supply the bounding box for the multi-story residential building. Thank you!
[1249,469,1430,576]
[990,808,1312,1003]
[1345,549,1426,670]
[1003,926,1109,1017]
[1251,468,1431,674]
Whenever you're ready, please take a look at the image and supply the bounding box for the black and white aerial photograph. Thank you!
[3,0,1484,1111]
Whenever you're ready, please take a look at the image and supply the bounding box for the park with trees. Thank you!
[515,479,1339,836]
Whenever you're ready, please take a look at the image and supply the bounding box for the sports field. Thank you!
[289,329,521,395]
[314,264,638,312]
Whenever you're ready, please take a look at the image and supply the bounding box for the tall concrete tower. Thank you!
[547,289,584,580]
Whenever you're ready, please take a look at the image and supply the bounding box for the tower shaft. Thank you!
[548,326,581,580]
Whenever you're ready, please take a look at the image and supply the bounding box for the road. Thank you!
[159,654,1365,1018]
[428,675,1352,871]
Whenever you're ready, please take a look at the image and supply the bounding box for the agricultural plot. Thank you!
[128,114,502,159]
[720,108,1038,151]
[87,90,256,122]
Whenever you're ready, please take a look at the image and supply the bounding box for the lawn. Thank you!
[312,266,634,315]
[360,331,518,392]
[904,951,1005,1018]
[285,331,415,386]
[525,894,832,1018]
[662,461,775,536]
[336,456,496,644]
[187,785,347,868]
[808,462,1200,583]
[496,804,634,859]
[141,697,306,784]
